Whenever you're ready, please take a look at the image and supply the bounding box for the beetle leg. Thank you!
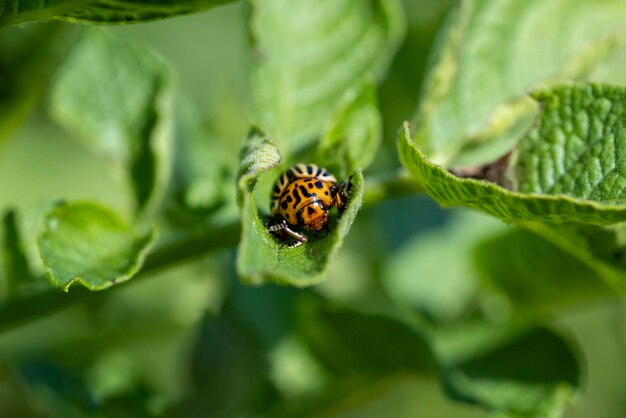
[341,181,351,196]
[336,181,350,215]
[268,216,307,247]
[286,239,304,248]
[267,216,289,241]
[267,219,286,232]
[282,225,307,245]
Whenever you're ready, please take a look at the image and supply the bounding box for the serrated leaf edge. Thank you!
[400,122,626,225]
[37,201,156,292]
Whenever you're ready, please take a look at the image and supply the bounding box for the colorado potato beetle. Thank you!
[267,164,349,247]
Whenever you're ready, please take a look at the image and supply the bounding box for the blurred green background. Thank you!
[0,1,625,417]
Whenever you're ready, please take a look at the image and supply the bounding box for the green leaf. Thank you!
[50,29,174,220]
[236,127,364,286]
[317,78,382,178]
[440,326,580,418]
[38,201,155,291]
[473,227,614,314]
[399,84,626,225]
[236,127,283,206]
[0,0,236,27]
[581,35,626,85]
[296,296,437,377]
[415,0,626,166]
[1,205,56,299]
[513,84,626,203]
[251,0,405,153]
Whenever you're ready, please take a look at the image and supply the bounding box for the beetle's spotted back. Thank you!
[270,164,337,213]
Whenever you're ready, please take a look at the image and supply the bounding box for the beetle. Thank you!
[267,163,349,247]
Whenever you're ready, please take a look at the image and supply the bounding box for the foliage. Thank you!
[38,201,155,291]
[0,0,625,417]
[0,0,236,26]
[236,127,365,286]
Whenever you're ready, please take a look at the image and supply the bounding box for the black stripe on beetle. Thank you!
[292,187,302,209]
[299,185,315,198]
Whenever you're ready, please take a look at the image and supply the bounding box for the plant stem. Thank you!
[0,222,240,334]
[0,173,422,333]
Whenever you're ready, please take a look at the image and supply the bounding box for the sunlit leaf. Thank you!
[415,0,626,166]
[512,85,626,203]
[251,0,405,153]
[38,201,155,291]
[400,84,626,225]
[50,29,174,219]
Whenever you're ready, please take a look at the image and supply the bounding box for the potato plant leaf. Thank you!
[440,326,581,418]
[513,84,626,203]
[236,127,363,286]
[251,0,405,153]
[0,0,236,27]
[416,0,626,166]
[50,30,174,220]
[38,201,155,291]
[400,84,626,225]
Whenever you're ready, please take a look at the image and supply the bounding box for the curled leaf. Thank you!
[236,127,363,286]
[400,84,626,225]
[38,201,155,291]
